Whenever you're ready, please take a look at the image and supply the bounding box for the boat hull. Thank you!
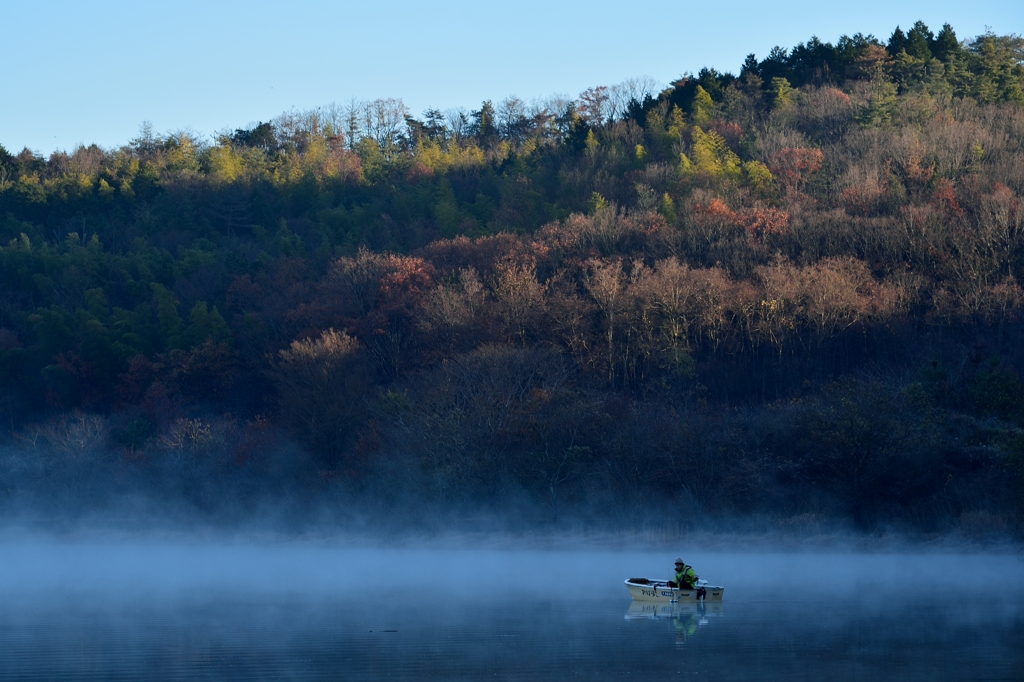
[624,579,724,602]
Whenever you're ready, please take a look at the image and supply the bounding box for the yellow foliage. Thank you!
[668,105,686,142]
[418,138,486,173]
[206,145,244,183]
[691,86,715,127]
[279,328,359,363]
[770,77,795,109]
[588,192,609,214]
[690,127,741,179]
[302,137,328,172]
[161,134,201,175]
[679,153,694,174]
[661,193,678,223]
[742,160,775,193]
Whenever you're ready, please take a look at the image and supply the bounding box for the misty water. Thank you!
[0,542,1021,680]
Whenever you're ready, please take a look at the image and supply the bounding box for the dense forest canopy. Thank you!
[1,23,1023,534]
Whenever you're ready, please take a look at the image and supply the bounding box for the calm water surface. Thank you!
[0,544,1020,680]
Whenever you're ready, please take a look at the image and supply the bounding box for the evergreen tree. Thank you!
[690,86,715,126]
[887,27,908,56]
[905,21,934,61]
[933,23,962,62]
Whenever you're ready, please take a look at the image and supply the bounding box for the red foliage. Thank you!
[377,254,436,315]
[417,233,530,275]
[322,145,362,183]
[770,147,824,194]
[738,207,791,242]
[405,160,434,183]
[931,178,965,219]
[709,121,744,151]
[694,198,737,221]
[691,197,789,243]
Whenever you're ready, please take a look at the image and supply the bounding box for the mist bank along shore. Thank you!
[0,516,1020,554]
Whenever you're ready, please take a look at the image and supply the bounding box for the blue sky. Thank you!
[1,0,1020,155]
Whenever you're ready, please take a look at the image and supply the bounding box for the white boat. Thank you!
[624,578,724,602]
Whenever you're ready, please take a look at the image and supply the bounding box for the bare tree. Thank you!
[609,76,659,120]
[444,108,471,143]
[363,98,410,150]
[578,86,611,126]
[497,96,529,144]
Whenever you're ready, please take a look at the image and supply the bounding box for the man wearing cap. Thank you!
[668,558,698,589]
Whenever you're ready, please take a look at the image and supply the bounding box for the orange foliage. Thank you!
[694,197,736,220]
[931,178,965,219]
[896,139,935,195]
[738,207,791,242]
[405,160,434,183]
[708,121,744,151]
[691,197,789,243]
[321,143,362,183]
[770,147,824,194]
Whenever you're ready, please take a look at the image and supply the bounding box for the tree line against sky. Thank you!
[0,22,1022,531]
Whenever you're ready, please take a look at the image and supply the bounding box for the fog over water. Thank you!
[1,541,1021,680]
[1,542,1022,599]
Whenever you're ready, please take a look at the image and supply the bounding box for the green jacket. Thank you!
[675,565,698,588]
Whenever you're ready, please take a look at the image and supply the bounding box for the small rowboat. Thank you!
[624,578,724,602]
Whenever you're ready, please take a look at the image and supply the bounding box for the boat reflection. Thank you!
[624,601,722,647]
[625,601,723,620]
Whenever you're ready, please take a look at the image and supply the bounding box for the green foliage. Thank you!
[150,283,183,351]
[966,33,1024,104]
[0,24,1021,533]
[186,302,231,347]
[858,76,898,125]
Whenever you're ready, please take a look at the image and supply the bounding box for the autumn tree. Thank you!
[273,329,371,465]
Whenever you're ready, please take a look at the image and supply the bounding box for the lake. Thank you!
[0,542,1020,680]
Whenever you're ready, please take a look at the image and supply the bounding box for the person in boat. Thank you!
[667,558,698,589]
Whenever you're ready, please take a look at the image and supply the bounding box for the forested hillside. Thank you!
[2,23,1023,534]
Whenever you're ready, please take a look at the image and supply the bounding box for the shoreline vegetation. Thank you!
[2,22,1023,538]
